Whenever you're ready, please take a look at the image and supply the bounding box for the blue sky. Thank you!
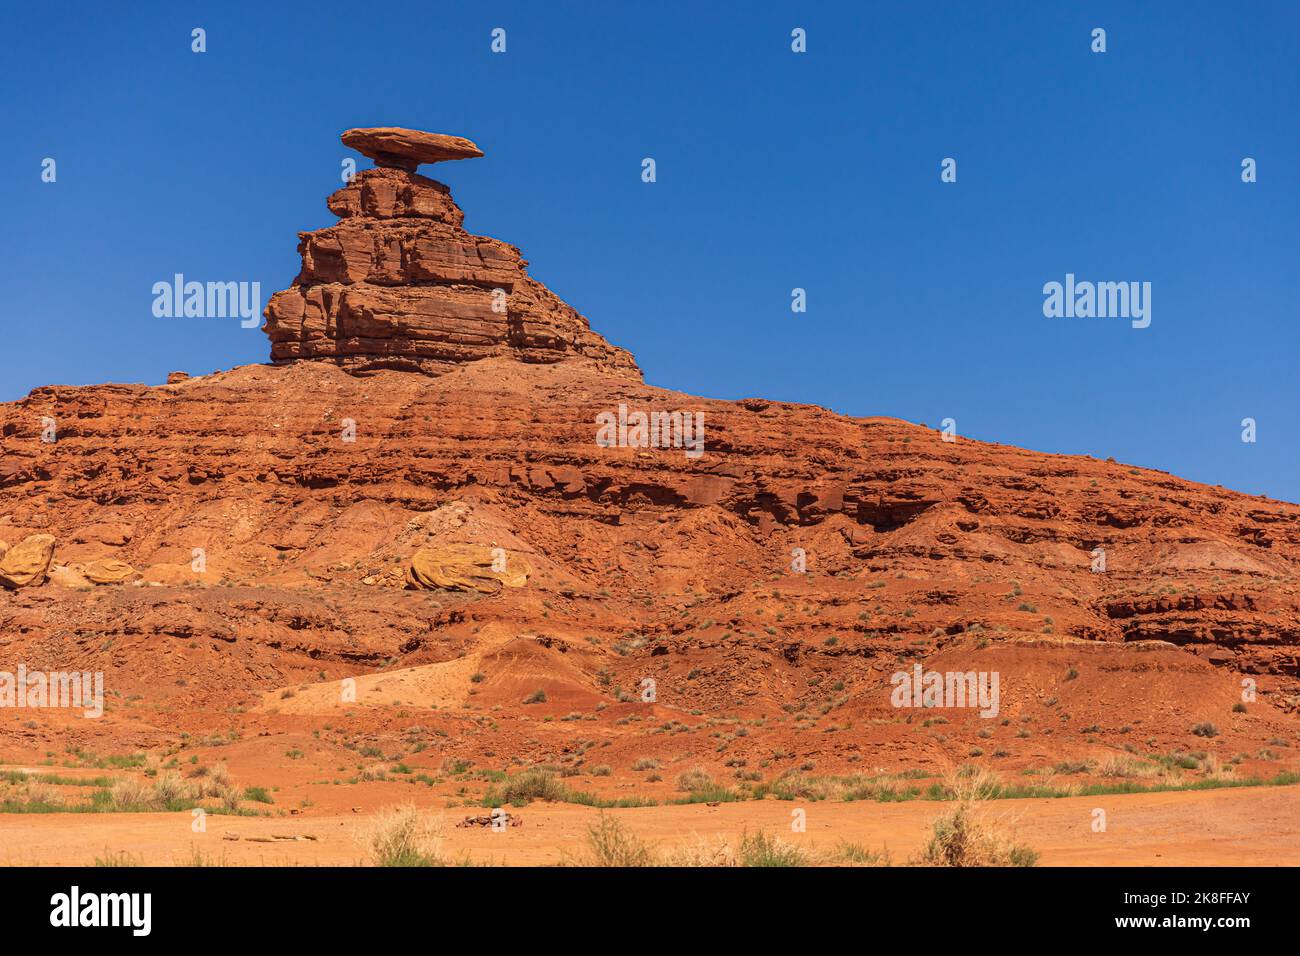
[4,1,1297,500]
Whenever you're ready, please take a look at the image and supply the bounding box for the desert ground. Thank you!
[2,783,1297,867]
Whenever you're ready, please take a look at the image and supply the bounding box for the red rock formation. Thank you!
[340,127,485,170]
[263,128,640,379]
[0,126,1297,810]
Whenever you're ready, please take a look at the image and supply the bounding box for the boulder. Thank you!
[82,559,139,585]
[0,534,56,588]
[406,544,531,593]
[47,564,93,589]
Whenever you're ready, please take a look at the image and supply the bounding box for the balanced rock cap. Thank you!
[341,127,484,171]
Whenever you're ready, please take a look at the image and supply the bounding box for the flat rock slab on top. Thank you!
[342,127,484,171]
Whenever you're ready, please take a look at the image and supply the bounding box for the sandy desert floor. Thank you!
[2,784,1296,867]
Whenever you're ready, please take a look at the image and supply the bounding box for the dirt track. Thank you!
[3,784,1296,867]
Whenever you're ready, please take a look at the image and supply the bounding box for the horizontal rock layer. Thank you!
[2,360,1298,707]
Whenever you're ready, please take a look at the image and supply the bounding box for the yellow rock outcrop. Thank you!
[406,545,531,593]
[82,559,138,585]
[0,534,56,589]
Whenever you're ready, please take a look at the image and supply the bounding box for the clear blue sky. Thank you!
[4,1,1297,500]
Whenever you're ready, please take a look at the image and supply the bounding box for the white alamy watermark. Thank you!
[0,665,104,718]
[595,403,705,459]
[50,886,150,936]
[1042,273,1150,329]
[152,274,262,328]
[891,663,1000,718]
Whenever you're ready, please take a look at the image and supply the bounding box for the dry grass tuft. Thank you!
[361,804,445,866]
[663,834,738,867]
[913,769,1039,867]
[109,777,153,810]
[582,813,655,866]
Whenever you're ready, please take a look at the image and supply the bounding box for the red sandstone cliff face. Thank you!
[263,130,640,379]
[0,129,1296,788]
[2,357,1298,779]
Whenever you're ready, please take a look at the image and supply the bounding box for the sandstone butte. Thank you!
[264,127,640,377]
[0,127,1296,825]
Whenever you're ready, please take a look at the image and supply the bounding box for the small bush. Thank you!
[152,770,191,806]
[499,768,566,806]
[739,829,807,867]
[676,767,716,793]
[918,803,1037,867]
[583,814,653,866]
[363,804,444,866]
[831,841,891,866]
[94,848,143,867]
[109,777,153,810]
[914,771,1038,867]
[215,784,242,813]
